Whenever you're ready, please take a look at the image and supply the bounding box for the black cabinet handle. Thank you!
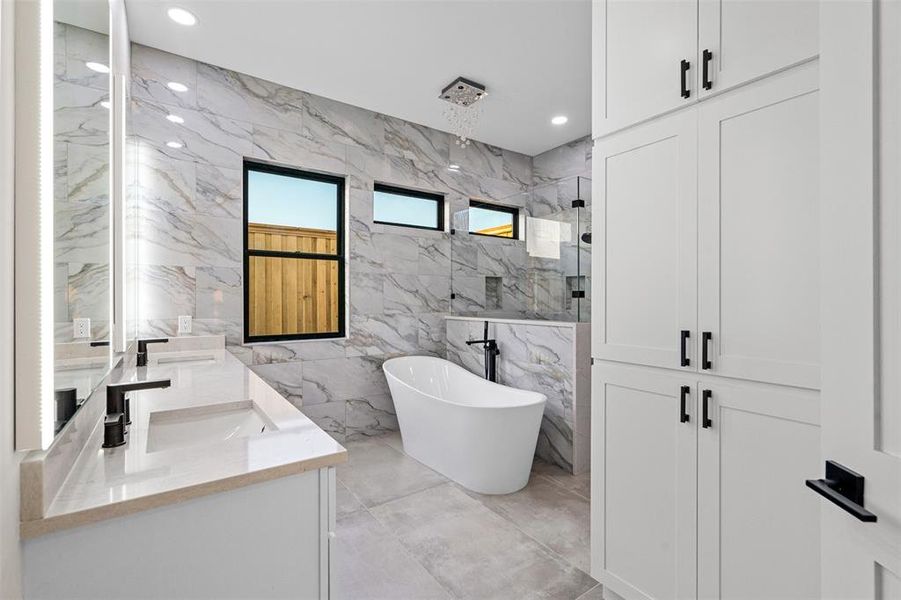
[680,386,690,423]
[680,59,691,98]
[806,461,877,522]
[702,49,713,90]
[680,330,691,367]
[702,331,712,370]
[702,389,712,428]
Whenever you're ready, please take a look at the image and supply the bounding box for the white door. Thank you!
[590,364,696,600]
[817,1,901,596]
[592,0,697,138]
[697,0,818,98]
[697,62,820,389]
[591,111,697,371]
[697,380,821,600]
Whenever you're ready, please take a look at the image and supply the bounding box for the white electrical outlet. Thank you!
[178,315,192,334]
[73,318,91,339]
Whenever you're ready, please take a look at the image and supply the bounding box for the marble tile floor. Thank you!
[333,432,600,600]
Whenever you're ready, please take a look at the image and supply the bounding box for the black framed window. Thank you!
[468,200,519,239]
[373,183,444,231]
[243,160,345,342]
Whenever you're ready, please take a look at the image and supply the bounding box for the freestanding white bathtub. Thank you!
[383,356,546,495]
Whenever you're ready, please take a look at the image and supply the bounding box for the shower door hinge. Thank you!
[571,290,586,298]
[450,293,456,300]
[450,228,456,235]
[572,199,585,208]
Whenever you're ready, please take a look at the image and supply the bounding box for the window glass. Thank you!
[373,184,443,230]
[468,201,518,238]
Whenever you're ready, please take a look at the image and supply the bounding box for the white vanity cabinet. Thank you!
[592,62,820,390]
[23,468,337,599]
[591,363,821,600]
[592,0,819,138]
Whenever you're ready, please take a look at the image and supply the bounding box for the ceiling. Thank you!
[124,0,591,156]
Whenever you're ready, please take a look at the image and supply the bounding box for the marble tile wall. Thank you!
[445,317,591,474]
[128,43,536,441]
[54,23,111,343]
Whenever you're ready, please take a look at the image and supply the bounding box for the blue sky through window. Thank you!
[469,206,514,233]
[247,170,338,231]
[373,190,440,228]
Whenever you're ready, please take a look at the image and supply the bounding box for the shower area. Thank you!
[450,175,591,322]
[445,174,592,473]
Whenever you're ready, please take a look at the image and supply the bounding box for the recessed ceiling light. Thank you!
[100,101,111,110]
[167,7,197,26]
[85,62,110,74]
[166,141,184,149]
[167,81,189,93]
[551,115,568,125]
[166,114,185,124]
[448,164,461,171]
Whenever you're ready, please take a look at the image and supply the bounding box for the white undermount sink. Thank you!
[146,401,275,453]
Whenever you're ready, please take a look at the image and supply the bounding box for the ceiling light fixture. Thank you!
[167,7,197,26]
[166,114,185,124]
[166,141,184,149]
[439,76,487,148]
[167,81,189,93]
[447,164,461,172]
[551,115,569,125]
[85,61,110,74]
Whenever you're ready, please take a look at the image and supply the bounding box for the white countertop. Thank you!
[21,347,346,539]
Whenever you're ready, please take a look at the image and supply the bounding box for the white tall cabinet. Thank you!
[590,2,822,598]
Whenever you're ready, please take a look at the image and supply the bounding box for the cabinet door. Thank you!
[592,111,697,371]
[698,63,820,389]
[697,0,818,98]
[697,381,821,599]
[591,364,697,600]
[592,0,697,138]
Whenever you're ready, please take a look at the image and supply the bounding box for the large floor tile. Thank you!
[337,438,447,508]
[576,584,605,600]
[370,484,597,600]
[464,475,591,572]
[336,480,365,518]
[533,458,591,500]
[333,510,451,600]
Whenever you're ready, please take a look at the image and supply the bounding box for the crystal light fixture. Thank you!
[439,77,487,148]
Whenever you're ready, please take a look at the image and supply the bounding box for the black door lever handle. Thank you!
[806,460,877,522]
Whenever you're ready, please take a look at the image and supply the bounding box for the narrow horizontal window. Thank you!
[373,183,444,231]
[468,200,519,239]
[244,160,345,342]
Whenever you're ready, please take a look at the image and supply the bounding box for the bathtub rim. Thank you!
[382,355,547,410]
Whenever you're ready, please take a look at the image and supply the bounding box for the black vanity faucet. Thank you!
[465,321,500,383]
[103,379,171,448]
[136,338,169,367]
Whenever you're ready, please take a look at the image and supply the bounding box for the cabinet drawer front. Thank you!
[592,111,698,371]
[592,365,697,599]
[593,0,698,138]
[697,382,821,600]
[698,62,820,389]
[697,0,818,98]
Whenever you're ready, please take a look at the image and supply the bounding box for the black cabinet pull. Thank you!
[806,461,877,522]
[702,331,712,370]
[680,330,691,367]
[680,386,690,423]
[702,389,712,428]
[680,59,691,98]
[702,49,713,90]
